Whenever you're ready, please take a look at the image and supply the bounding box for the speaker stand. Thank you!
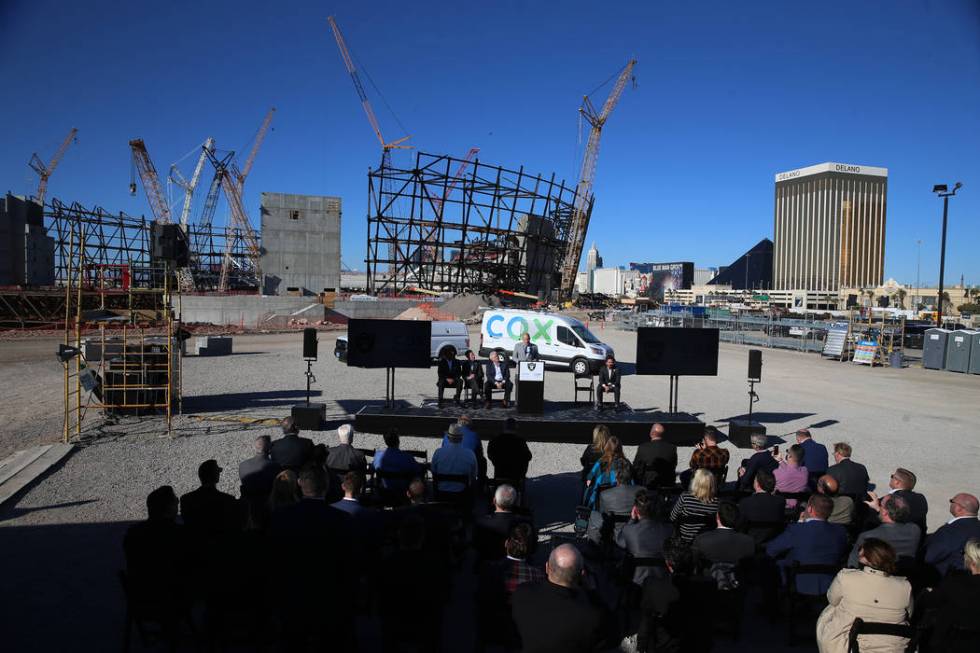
[305,359,316,405]
[747,379,759,420]
[385,367,396,409]
[667,375,680,412]
[292,358,325,430]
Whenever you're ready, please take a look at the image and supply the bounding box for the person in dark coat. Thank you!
[924,492,980,577]
[795,428,828,485]
[632,423,677,489]
[238,435,281,504]
[483,351,512,408]
[488,417,532,481]
[885,467,929,534]
[462,349,485,406]
[736,433,778,491]
[765,494,848,595]
[736,468,786,544]
[693,501,755,567]
[616,489,673,586]
[180,459,241,536]
[511,544,603,653]
[269,416,314,471]
[919,537,980,652]
[123,485,191,605]
[825,441,869,497]
[475,484,535,562]
[436,347,463,407]
[594,355,621,409]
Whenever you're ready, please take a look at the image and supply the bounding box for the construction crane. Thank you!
[559,60,636,300]
[29,127,77,204]
[429,147,480,219]
[129,138,172,224]
[327,15,411,167]
[170,138,215,229]
[204,148,261,292]
[236,107,276,191]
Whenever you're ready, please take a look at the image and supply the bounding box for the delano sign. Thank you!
[775,162,888,182]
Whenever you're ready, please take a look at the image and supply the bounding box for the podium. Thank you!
[517,361,544,414]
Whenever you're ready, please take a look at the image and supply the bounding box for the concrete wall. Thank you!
[259,192,341,296]
[180,295,444,326]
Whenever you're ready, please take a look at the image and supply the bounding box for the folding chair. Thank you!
[785,562,841,645]
[573,370,594,405]
[847,617,917,653]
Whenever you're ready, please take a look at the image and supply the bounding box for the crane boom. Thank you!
[204,149,261,292]
[29,127,77,204]
[327,16,411,154]
[237,107,276,190]
[172,138,215,228]
[559,60,636,299]
[129,138,172,224]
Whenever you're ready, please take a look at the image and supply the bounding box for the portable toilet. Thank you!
[969,331,980,375]
[945,330,977,373]
[922,328,950,370]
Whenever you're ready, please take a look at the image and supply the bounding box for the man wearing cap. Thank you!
[269,416,315,471]
[180,459,241,536]
[431,423,478,495]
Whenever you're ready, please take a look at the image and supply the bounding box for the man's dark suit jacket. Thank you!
[123,519,190,601]
[485,359,511,384]
[269,433,314,470]
[765,519,848,595]
[738,450,779,490]
[924,517,980,576]
[693,527,756,566]
[588,484,641,543]
[598,366,620,387]
[616,519,673,585]
[463,358,485,385]
[487,433,532,479]
[238,455,282,501]
[269,498,354,595]
[511,580,603,653]
[737,491,787,544]
[922,573,980,651]
[180,485,241,535]
[437,357,462,382]
[826,458,870,497]
[632,439,678,488]
[474,510,535,561]
[893,489,929,534]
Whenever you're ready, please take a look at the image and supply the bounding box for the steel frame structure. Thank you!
[366,152,591,296]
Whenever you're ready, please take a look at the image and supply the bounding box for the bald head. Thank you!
[816,474,839,496]
[650,423,665,440]
[951,493,979,518]
[546,544,584,588]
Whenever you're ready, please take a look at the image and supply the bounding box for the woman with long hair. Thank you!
[816,538,913,653]
[580,424,611,482]
[669,468,719,542]
[583,436,630,508]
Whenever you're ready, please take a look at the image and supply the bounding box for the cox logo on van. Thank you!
[485,314,553,343]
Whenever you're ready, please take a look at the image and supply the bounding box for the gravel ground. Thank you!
[2,325,978,650]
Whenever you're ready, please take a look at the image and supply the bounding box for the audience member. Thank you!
[583,435,630,509]
[924,492,980,577]
[326,423,367,474]
[331,471,381,559]
[825,442,869,497]
[693,502,755,567]
[920,537,980,651]
[632,423,678,489]
[617,489,673,586]
[737,433,778,491]
[475,484,535,562]
[268,469,299,513]
[372,429,423,496]
[268,416,314,471]
[442,414,487,479]
[238,435,281,501]
[180,459,240,536]
[586,458,640,544]
[737,468,786,544]
[886,467,928,534]
[765,494,848,594]
[795,428,829,482]
[816,538,913,653]
[638,537,714,653]
[511,544,603,653]
[477,522,544,650]
[670,468,720,543]
[773,443,809,508]
[849,493,921,567]
[431,423,478,496]
[816,474,854,526]
[683,427,729,487]
[580,424,610,483]
[123,485,189,603]
[487,417,532,481]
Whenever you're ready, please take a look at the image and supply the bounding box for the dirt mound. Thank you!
[439,293,501,319]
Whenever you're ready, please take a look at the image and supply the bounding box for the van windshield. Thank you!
[570,323,600,344]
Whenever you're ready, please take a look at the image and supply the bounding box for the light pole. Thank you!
[915,239,921,310]
[932,182,962,327]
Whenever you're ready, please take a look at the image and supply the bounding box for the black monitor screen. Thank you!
[346,319,432,369]
[635,327,719,376]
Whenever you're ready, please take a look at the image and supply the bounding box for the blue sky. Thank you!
[1,0,978,286]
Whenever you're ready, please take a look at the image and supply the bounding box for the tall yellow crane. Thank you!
[236,107,276,191]
[29,127,77,204]
[559,60,636,300]
[327,16,411,167]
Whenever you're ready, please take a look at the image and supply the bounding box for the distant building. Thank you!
[591,267,639,296]
[260,193,341,296]
[708,239,773,290]
[0,193,54,286]
[773,162,887,292]
[629,261,694,301]
[694,267,718,286]
[586,242,602,272]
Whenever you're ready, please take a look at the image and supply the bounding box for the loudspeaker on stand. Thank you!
[303,327,318,360]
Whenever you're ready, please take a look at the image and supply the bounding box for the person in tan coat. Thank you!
[816,538,913,653]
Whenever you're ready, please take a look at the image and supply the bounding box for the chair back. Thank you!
[847,617,916,653]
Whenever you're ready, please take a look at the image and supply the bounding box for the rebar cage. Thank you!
[366,152,592,297]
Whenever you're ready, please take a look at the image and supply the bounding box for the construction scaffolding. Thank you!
[366,152,591,297]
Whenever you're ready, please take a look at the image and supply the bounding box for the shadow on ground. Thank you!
[183,390,323,414]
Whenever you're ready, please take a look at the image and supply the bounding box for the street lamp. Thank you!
[932,182,962,327]
[915,239,922,310]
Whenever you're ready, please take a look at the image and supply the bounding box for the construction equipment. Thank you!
[29,127,77,204]
[170,138,215,229]
[236,107,276,191]
[129,139,172,224]
[327,15,411,166]
[558,60,636,300]
[203,148,261,292]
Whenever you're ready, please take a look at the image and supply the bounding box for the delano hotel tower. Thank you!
[773,162,887,291]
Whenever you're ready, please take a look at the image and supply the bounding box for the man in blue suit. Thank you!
[765,494,847,595]
[795,428,828,486]
[924,492,980,577]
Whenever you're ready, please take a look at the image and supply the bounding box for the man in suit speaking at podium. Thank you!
[512,332,539,364]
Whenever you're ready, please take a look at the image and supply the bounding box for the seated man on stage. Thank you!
[483,351,513,409]
[437,348,463,407]
[595,354,621,410]
[462,350,485,407]
[512,332,539,365]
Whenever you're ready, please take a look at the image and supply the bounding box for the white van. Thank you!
[334,320,470,363]
[478,309,613,375]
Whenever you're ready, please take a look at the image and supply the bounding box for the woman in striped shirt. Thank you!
[670,468,720,542]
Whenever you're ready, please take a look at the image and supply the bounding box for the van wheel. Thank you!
[572,357,589,376]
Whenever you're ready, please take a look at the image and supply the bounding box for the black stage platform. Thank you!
[354,400,705,446]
